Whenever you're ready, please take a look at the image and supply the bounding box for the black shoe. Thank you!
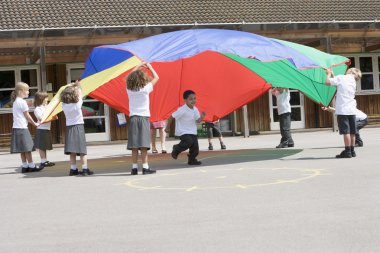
[335,150,352,158]
[220,143,226,150]
[208,143,213,150]
[131,168,138,175]
[69,169,79,176]
[276,142,288,148]
[21,167,29,173]
[28,166,43,172]
[188,159,202,165]
[142,168,156,175]
[288,143,294,147]
[41,161,55,167]
[351,150,356,157]
[80,169,94,176]
[355,143,363,147]
[171,151,178,160]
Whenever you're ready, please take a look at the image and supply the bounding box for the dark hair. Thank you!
[34,91,48,107]
[126,69,149,91]
[60,84,80,104]
[183,90,195,99]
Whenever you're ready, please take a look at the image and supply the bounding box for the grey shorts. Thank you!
[205,122,222,138]
[337,115,357,135]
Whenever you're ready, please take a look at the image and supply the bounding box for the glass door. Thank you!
[66,64,110,142]
[269,89,305,130]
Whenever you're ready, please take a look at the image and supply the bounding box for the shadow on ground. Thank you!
[14,148,304,178]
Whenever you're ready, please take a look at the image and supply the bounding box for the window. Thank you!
[346,54,380,93]
[0,66,40,112]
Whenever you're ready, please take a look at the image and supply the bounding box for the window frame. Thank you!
[345,54,380,95]
[0,65,41,113]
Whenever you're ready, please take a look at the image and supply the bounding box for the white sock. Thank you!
[70,165,77,170]
[132,163,138,169]
[82,164,88,170]
[41,159,47,163]
[22,162,28,168]
[28,162,35,168]
[142,163,149,169]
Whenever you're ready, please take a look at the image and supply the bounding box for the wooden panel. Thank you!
[247,92,270,131]
[356,94,380,115]
[304,96,332,128]
[109,108,128,141]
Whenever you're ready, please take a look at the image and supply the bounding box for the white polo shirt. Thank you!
[276,89,291,115]
[62,99,84,126]
[127,82,153,117]
[355,109,367,121]
[34,105,51,130]
[12,97,28,129]
[172,104,201,136]
[329,75,357,115]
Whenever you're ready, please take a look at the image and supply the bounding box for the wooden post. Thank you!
[242,105,249,138]
[326,36,338,132]
[39,45,47,91]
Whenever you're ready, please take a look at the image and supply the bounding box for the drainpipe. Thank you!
[326,36,338,132]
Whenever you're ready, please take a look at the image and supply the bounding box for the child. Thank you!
[325,67,362,158]
[151,120,167,154]
[33,92,55,168]
[10,82,41,173]
[165,90,206,165]
[60,81,93,176]
[205,120,226,150]
[126,62,159,175]
[322,105,368,147]
[271,87,294,148]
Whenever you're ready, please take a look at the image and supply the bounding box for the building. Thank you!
[1,0,380,146]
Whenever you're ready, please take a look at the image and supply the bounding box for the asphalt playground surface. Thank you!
[0,128,379,253]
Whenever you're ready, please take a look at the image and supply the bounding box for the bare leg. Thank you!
[132,149,138,164]
[70,153,76,167]
[20,153,27,163]
[38,149,47,160]
[25,152,33,163]
[343,134,351,147]
[151,129,157,152]
[350,134,355,147]
[218,136,224,143]
[80,154,87,167]
[141,148,148,164]
[159,128,166,151]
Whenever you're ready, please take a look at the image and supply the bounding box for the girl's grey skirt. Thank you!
[11,128,35,153]
[64,124,87,155]
[127,116,150,150]
[34,129,53,150]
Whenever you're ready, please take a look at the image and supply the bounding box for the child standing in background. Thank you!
[151,120,167,154]
[61,81,93,176]
[10,82,41,173]
[126,62,159,175]
[34,92,56,169]
[205,120,226,150]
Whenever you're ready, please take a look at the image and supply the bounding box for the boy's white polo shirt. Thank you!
[329,74,357,115]
[172,104,200,136]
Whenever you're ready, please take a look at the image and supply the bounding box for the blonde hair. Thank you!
[34,91,48,107]
[346,68,362,81]
[126,69,149,91]
[11,82,29,103]
[60,83,80,104]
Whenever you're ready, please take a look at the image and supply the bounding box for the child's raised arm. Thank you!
[325,69,334,86]
[146,63,159,86]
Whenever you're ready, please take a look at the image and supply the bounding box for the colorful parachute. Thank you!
[42,29,349,123]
